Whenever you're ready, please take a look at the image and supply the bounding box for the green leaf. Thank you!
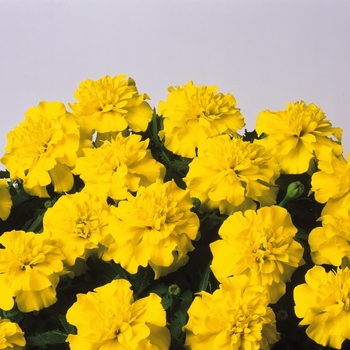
[150,109,164,149]
[127,266,154,299]
[294,229,311,252]
[242,129,258,142]
[0,170,10,179]
[58,315,76,335]
[168,288,193,348]
[86,258,122,284]
[25,211,45,232]
[26,330,68,347]
[11,189,31,207]
[198,260,212,292]
[0,306,24,324]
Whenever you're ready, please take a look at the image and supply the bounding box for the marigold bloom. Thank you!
[69,74,152,137]
[0,230,66,312]
[309,206,350,266]
[184,275,280,350]
[73,133,165,201]
[158,81,245,158]
[1,101,80,197]
[43,191,111,272]
[184,135,280,215]
[66,279,170,350]
[311,150,350,214]
[0,179,12,220]
[0,318,26,350]
[294,266,350,349]
[106,180,200,278]
[210,206,304,303]
[255,101,342,174]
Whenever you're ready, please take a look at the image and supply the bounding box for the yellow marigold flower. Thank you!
[107,180,200,278]
[294,266,350,349]
[66,279,170,350]
[309,206,350,266]
[184,275,280,350]
[311,150,350,214]
[1,102,80,197]
[210,206,304,303]
[158,81,245,158]
[0,318,26,350]
[0,230,66,312]
[0,179,12,221]
[69,74,152,137]
[184,135,280,215]
[73,133,165,201]
[43,191,111,272]
[255,101,342,174]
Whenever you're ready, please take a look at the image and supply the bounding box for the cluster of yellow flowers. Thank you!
[0,74,349,349]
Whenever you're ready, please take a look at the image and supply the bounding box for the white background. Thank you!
[1,0,349,169]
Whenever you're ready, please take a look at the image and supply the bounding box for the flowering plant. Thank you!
[0,75,348,349]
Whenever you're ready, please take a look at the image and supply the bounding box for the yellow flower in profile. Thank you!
[255,101,343,174]
[158,81,245,158]
[0,230,66,312]
[0,318,26,350]
[210,206,304,303]
[107,180,200,278]
[309,205,350,266]
[43,191,111,272]
[66,279,170,350]
[0,179,12,220]
[294,266,350,349]
[73,133,165,201]
[184,135,280,215]
[183,275,280,350]
[1,102,80,197]
[69,74,152,137]
[311,150,350,214]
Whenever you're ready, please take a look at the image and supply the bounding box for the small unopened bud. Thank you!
[168,284,181,297]
[44,200,54,208]
[279,181,304,207]
[276,310,288,321]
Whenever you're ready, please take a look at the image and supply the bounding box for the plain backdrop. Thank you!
[1,0,349,170]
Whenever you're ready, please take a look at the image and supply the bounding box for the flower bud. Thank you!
[279,181,304,207]
[168,284,181,297]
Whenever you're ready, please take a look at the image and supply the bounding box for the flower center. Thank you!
[228,310,246,336]
[21,118,59,158]
[75,215,99,239]
[19,250,45,271]
[253,243,267,263]
[108,305,134,343]
[143,194,175,231]
[225,307,260,345]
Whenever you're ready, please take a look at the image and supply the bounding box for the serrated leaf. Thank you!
[57,314,76,335]
[131,266,154,299]
[26,330,67,347]
[162,294,173,310]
